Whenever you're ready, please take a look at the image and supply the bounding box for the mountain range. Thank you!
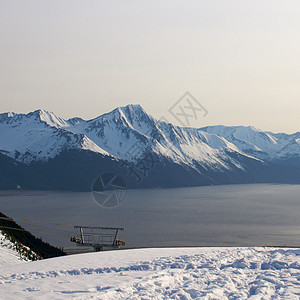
[1,105,300,190]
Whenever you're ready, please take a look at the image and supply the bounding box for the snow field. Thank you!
[0,247,300,299]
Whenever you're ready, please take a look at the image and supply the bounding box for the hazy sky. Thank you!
[1,1,300,133]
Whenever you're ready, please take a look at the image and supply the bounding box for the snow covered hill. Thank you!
[0,247,299,299]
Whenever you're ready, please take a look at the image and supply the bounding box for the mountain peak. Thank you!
[0,112,16,121]
[67,117,84,126]
[27,109,68,128]
[123,103,143,110]
[116,104,146,116]
[28,109,52,118]
[116,104,155,130]
[93,104,153,128]
[31,108,51,114]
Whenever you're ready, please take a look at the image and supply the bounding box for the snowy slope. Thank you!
[0,231,36,266]
[201,125,300,160]
[0,247,299,299]
[0,110,109,163]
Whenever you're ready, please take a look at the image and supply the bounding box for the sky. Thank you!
[0,0,300,133]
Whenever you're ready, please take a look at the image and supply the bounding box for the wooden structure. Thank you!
[70,226,125,251]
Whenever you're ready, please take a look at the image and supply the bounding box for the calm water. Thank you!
[0,184,300,249]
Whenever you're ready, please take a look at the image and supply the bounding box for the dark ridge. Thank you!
[0,211,66,259]
[1,149,300,191]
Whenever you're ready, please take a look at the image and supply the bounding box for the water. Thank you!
[0,184,300,249]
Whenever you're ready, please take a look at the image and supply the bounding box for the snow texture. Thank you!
[0,247,299,299]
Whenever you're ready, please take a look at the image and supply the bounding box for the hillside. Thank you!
[0,212,66,260]
[0,231,37,266]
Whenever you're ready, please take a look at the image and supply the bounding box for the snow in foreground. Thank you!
[0,247,300,299]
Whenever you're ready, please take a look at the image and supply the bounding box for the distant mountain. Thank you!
[200,125,300,163]
[0,105,300,190]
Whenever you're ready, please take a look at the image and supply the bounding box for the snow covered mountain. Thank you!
[0,109,109,164]
[0,105,257,169]
[200,125,300,161]
[0,105,299,190]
